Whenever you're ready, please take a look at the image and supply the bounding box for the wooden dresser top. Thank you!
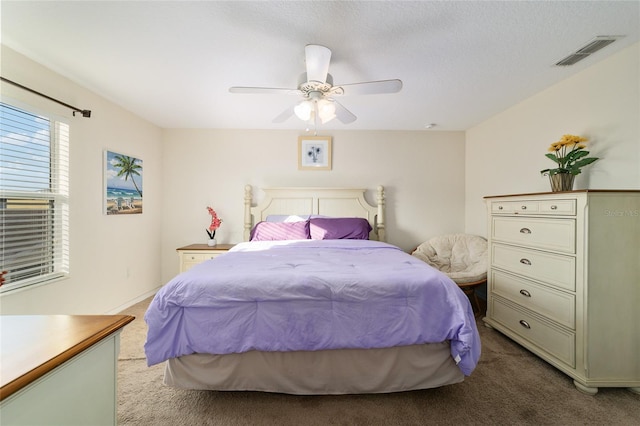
[0,315,134,401]
[177,243,236,251]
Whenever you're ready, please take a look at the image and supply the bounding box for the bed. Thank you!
[144,186,480,395]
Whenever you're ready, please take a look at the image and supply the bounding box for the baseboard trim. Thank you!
[106,287,160,314]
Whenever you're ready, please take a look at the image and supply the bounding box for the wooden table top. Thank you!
[0,314,134,401]
[177,243,236,251]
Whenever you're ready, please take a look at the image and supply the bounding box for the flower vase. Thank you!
[207,239,217,247]
[549,173,575,192]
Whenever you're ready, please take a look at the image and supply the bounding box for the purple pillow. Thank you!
[250,220,311,241]
[309,217,372,240]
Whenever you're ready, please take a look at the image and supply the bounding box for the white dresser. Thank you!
[483,190,640,395]
[1,315,134,425]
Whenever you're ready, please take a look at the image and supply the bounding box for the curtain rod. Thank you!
[1,76,91,118]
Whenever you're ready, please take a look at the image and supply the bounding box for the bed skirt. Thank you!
[164,342,464,395]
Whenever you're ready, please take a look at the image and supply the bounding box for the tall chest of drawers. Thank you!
[483,190,640,395]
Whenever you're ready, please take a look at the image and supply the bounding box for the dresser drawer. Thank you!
[491,297,575,368]
[492,217,576,253]
[182,252,221,263]
[181,261,200,272]
[492,244,576,291]
[491,201,537,214]
[178,248,230,272]
[491,199,576,216]
[538,200,576,215]
[491,270,575,328]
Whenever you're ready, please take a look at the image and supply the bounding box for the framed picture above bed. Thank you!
[298,136,332,170]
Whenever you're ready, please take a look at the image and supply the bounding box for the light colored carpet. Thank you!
[117,297,640,425]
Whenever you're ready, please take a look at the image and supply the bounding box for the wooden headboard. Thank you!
[243,185,386,242]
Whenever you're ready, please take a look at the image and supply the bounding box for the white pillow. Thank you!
[265,214,328,223]
[265,215,308,223]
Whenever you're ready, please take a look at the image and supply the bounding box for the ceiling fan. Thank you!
[229,44,403,125]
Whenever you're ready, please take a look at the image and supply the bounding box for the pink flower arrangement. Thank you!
[206,206,222,239]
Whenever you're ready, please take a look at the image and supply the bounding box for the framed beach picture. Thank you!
[104,150,143,215]
[298,136,332,170]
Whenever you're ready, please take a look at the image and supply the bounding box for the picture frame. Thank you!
[298,136,332,170]
[104,150,143,215]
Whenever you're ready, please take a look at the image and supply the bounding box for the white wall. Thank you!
[1,45,468,310]
[465,42,640,237]
[0,46,164,314]
[11,41,633,310]
[160,129,466,283]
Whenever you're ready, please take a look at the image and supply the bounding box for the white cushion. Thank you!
[412,234,487,284]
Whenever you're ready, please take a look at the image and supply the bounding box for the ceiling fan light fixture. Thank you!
[320,112,336,124]
[294,100,313,121]
[317,99,336,124]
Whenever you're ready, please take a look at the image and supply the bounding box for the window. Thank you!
[0,102,69,292]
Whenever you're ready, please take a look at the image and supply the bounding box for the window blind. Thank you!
[0,102,69,292]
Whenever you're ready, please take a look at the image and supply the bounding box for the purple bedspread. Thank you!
[144,240,481,375]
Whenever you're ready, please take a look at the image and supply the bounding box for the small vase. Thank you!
[549,173,575,192]
[207,239,217,247]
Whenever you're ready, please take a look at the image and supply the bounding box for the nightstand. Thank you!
[176,243,235,272]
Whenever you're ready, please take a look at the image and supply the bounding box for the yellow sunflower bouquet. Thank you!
[541,134,599,176]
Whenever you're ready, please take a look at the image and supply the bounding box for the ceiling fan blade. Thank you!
[334,79,403,96]
[305,44,331,83]
[229,86,301,95]
[272,105,295,123]
[333,99,357,124]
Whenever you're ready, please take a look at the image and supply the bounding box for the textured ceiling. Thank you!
[2,1,638,131]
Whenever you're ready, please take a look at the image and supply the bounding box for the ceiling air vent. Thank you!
[555,36,622,66]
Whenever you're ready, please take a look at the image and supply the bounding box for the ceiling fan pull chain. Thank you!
[313,112,318,136]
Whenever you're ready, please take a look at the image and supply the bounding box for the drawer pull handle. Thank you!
[519,289,531,297]
[520,258,532,266]
[498,206,504,210]
[519,228,531,234]
[551,205,558,210]
[521,205,527,210]
[519,320,531,329]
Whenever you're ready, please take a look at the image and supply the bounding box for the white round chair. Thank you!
[411,233,488,313]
